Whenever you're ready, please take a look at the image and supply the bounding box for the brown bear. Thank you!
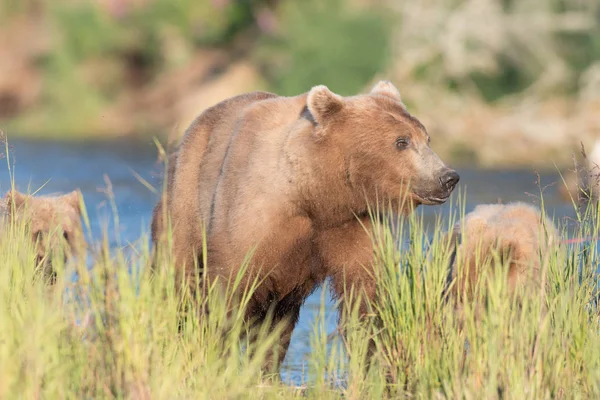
[2,189,85,282]
[150,81,459,370]
[444,202,560,303]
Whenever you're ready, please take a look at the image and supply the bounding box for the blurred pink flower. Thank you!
[210,0,230,9]
[255,7,278,34]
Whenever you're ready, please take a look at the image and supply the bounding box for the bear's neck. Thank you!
[282,123,370,228]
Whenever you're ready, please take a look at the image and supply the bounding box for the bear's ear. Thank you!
[63,189,82,215]
[370,80,404,105]
[5,190,27,213]
[306,85,344,127]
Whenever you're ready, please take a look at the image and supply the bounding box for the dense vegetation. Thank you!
[2,164,600,397]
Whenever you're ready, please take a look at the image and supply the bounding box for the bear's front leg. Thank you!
[316,215,378,322]
[244,291,304,378]
[262,304,302,377]
[316,215,382,370]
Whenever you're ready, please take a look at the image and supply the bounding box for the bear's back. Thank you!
[170,91,279,237]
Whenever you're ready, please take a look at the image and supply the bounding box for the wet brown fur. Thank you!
[150,81,457,370]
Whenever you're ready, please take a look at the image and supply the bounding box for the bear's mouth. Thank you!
[423,195,450,205]
[413,193,450,205]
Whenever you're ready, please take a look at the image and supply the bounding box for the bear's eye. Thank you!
[63,231,69,242]
[33,230,42,242]
[395,137,410,150]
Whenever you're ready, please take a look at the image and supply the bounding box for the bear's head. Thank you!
[5,189,85,281]
[304,80,459,212]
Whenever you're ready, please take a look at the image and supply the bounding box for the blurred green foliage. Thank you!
[255,0,392,96]
[0,0,599,137]
[5,0,268,135]
[395,0,600,103]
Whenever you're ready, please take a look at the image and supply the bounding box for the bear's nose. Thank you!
[440,170,460,190]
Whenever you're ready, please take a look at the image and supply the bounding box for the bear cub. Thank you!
[2,189,84,282]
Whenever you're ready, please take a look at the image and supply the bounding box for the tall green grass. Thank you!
[1,177,600,398]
